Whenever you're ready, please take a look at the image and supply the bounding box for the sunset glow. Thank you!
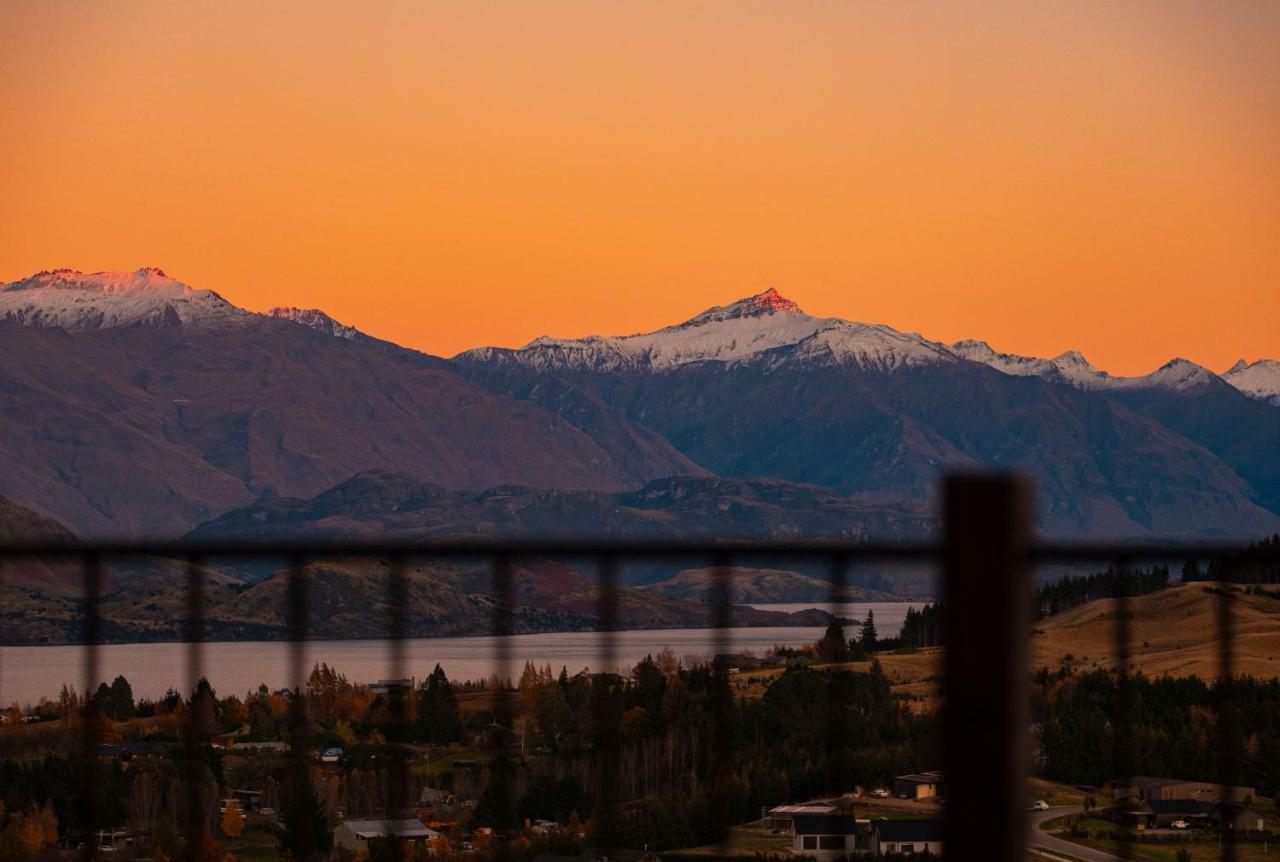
[2,1,1276,374]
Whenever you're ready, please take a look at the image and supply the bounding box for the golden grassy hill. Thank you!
[1032,581,1280,680]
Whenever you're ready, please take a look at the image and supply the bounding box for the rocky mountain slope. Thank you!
[2,271,1277,545]
[0,269,700,536]
[456,290,1280,539]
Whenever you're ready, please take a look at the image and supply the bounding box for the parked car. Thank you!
[871,788,891,799]
[1030,800,1049,811]
[1171,820,1189,830]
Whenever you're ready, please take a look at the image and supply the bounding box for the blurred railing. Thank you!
[0,474,1276,861]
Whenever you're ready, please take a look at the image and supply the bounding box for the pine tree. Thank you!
[859,610,878,651]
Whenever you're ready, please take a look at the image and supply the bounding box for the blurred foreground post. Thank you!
[943,474,1032,862]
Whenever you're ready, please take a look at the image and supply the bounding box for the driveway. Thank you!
[1027,806,1126,862]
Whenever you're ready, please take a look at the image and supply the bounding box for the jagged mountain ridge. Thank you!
[458,288,957,373]
[2,270,1278,541]
[455,289,1280,539]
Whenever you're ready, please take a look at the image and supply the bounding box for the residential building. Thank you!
[1111,777,1255,803]
[784,803,871,858]
[332,819,438,853]
[1125,800,1265,832]
[1125,800,1218,830]
[892,771,945,801]
[872,819,943,856]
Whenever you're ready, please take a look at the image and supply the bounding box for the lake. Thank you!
[0,602,920,706]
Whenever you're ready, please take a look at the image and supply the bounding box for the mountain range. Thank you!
[2,266,1278,643]
[2,269,1278,546]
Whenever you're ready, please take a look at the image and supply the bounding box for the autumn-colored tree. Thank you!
[333,718,358,746]
[2,705,25,743]
[0,801,59,858]
[220,799,245,838]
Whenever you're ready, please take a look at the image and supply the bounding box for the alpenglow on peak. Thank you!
[681,287,802,326]
[0,267,241,330]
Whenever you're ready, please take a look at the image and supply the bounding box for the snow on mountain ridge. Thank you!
[0,268,242,330]
[461,288,957,372]
[950,339,1113,388]
[1224,358,1280,405]
[267,306,363,340]
[953,338,1274,398]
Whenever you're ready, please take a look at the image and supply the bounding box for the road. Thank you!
[1027,806,1126,862]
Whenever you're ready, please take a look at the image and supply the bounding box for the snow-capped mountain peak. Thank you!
[1139,357,1216,391]
[1223,358,1280,405]
[1052,350,1094,370]
[267,306,363,340]
[0,267,241,330]
[457,289,956,372]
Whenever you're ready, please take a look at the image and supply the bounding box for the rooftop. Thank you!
[341,819,437,838]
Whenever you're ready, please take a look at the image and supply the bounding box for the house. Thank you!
[1125,800,1218,830]
[332,819,438,853]
[892,771,945,801]
[319,747,344,763]
[1112,777,1255,804]
[1124,801,1265,833]
[872,819,943,856]
[788,804,872,858]
[766,804,817,832]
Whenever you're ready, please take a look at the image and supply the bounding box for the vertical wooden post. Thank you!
[942,474,1032,862]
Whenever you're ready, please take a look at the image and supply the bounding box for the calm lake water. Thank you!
[0,603,919,706]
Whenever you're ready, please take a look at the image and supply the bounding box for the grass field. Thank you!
[1032,583,1280,680]
[677,820,792,857]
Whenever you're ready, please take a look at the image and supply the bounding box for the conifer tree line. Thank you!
[1033,565,1171,620]
[1035,669,1280,797]
[1183,534,1280,584]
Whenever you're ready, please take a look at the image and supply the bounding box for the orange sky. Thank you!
[2,2,1276,375]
